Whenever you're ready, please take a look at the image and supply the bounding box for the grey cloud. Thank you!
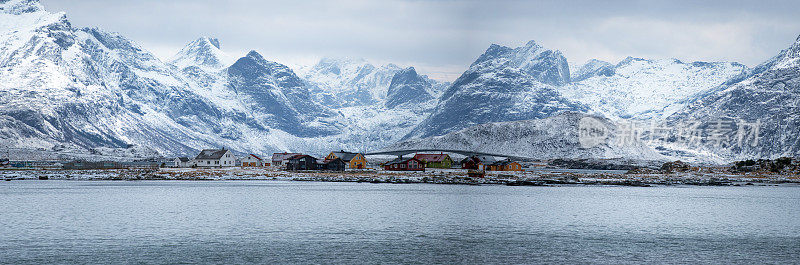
[43,0,800,81]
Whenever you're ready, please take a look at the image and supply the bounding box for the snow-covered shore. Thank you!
[1,168,797,187]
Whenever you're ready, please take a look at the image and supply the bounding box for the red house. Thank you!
[383,157,425,171]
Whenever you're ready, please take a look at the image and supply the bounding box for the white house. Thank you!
[173,157,194,168]
[241,154,265,167]
[195,149,236,168]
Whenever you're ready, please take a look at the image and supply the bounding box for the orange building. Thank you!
[325,151,368,169]
[486,160,523,171]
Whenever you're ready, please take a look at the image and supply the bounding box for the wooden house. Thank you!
[241,154,265,167]
[272,152,301,166]
[326,151,368,169]
[486,160,523,171]
[383,157,425,171]
[285,155,317,171]
[317,158,346,171]
[195,148,236,168]
[460,155,499,170]
[413,153,453,168]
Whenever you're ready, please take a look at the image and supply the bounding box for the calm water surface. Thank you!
[1,180,799,264]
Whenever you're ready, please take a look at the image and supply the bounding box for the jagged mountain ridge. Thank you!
[405,41,587,139]
[0,1,228,157]
[0,1,343,158]
[385,67,435,109]
[301,57,402,107]
[2,0,798,163]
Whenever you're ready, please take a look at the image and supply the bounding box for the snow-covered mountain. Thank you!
[2,0,797,163]
[562,57,748,120]
[301,57,402,107]
[570,59,615,82]
[0,0,341,158]
[169,37,232,71]
[662,35,800,161]
[385,67,435,109]
[405,41,587,139]
[0,0,231,157]
[390,112,665,161]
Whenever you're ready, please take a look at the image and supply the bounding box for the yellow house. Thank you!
[326,151,368,169]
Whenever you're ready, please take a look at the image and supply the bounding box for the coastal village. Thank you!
[1,148,524,174]
[1,148,798,186]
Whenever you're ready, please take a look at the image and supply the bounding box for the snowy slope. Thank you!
[301,57,402,107]
[389,112,665,161]
[662,35,800,161]
[563,57,748,120]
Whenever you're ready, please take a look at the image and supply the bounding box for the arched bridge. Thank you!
[364,149,533,161]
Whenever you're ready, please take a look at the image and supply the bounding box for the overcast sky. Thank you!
[43,0,800,81]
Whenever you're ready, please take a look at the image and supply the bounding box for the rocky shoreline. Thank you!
[1,168,797,187]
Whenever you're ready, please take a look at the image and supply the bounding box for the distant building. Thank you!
[486,160,522,171]
[317,158,346,171]
[195,148,236,168]
[241,154,265,167]
[286,155,317,171]
[173,157,194,168]
[326,151,368,169]
[272,152,302,167]
[413,153,454,169]
[9,161,64,169]
[119,161,161,169]
[383,157,425,171]
[63,161,120,170]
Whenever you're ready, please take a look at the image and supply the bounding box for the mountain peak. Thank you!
[524,40,541,49]
[386,66,433,109]
[399,66,417,75]
[170,37,229,70]
[0,0,42,14]
[572,59,615,82]
[246,50,263,60]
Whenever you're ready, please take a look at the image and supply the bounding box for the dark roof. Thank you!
[330,151,362,162]
[272,152,301,161]
[287,154,315,161]
[177,157,190,162]
[248,154,262,160]
[462,155,499,165]
[195,149,229,160]
[384,157,421,166]
[413,154,451,162]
